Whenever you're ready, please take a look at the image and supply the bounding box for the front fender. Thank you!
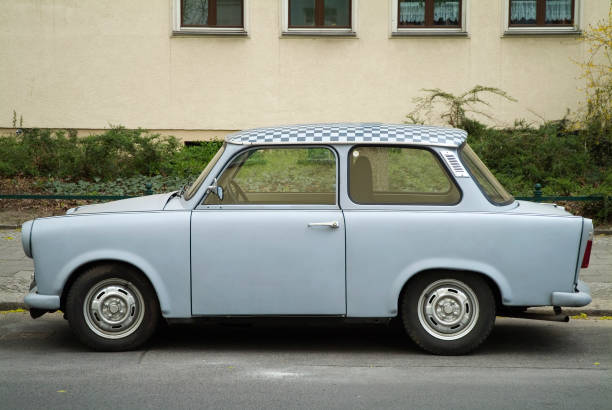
[53,250,172,317]
[30,212,191,318]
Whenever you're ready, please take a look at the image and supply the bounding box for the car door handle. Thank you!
[308,221,339,229]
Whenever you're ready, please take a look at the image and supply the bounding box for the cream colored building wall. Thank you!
[0,0,609,140]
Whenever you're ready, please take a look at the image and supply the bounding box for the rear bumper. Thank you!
[24,287,60,310]
[551,280,592,307]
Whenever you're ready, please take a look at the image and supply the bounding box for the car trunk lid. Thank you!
[509,200,574,217]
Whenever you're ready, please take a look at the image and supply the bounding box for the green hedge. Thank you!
[464,119,612,197]
[0,127,223,180]
[1,123,611,200]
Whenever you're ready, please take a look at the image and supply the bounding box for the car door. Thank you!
[191,145,346,316]
[343,145,464,317]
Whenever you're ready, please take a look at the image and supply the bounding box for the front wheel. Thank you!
[65,264,160,351]
[400,272,496,355]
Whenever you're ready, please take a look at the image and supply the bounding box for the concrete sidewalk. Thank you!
[1,229,611,315]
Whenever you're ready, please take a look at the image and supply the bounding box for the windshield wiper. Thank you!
[164,183,189,208]
[178,183,190,198]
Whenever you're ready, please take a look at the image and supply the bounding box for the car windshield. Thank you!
[460,144,514,206]
[184,143,226,201]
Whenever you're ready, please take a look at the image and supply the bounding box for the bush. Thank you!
[163,140,224,178]
[43,175,188,197]
[79,127,181,179]
[1,123,610,220]
[575,8,612,148]
[0,127,223,181]
[466,119,609,197]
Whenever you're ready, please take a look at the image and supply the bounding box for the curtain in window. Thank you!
[183,0,209,25]
[399,1,459,26]
[510,0,536,24]
[510,0,572,25]
[433,0,459,25]
[546,0,572,23]
[399,1,425,25]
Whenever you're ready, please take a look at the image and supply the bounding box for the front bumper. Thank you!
[551,280,592,307]
[24,287,60,310]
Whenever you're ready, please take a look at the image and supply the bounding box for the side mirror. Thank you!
[207,178,224,201]
[216,186,224,201]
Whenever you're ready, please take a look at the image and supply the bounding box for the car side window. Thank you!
[204,146,337,205]
[348,146,461,205]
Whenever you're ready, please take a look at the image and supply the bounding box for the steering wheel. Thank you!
[228,180,249,203]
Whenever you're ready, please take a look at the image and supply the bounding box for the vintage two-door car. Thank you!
[22,123,593,354]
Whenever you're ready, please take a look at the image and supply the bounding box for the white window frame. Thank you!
[172,0,250,36]
[502,0,582,36]
[390,0,469,37]
[281,0,358,37]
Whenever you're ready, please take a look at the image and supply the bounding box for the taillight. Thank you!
[581,233,593,269]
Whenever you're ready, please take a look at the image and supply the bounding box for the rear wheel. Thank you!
[66,264,159,351]
[400,272,495,355]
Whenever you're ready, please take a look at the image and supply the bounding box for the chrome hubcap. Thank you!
[417,279,479,341]
[83,279,145,339]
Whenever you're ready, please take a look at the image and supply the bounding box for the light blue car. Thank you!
[22,123,593,354]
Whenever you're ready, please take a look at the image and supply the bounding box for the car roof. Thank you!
[225,123,467,148]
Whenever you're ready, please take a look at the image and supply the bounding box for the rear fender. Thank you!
[389,258,513,313]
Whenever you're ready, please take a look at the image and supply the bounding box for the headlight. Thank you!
[21,219,34,258]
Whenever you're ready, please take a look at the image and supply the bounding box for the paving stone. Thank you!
[0,260,34,277]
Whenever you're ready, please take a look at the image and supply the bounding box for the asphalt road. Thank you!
[0,312,611,410]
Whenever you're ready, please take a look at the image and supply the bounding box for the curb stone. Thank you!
[0,302,28,311]
[529,307,612,317]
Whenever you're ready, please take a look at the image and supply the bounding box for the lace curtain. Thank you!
[399,1,459,25]
[182,0,209,26]
[433,1,459,23]
[510,0,572,24]
[399,1,425,24]
[546,0,572,22]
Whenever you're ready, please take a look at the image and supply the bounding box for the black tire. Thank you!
[65,263,160,351]
[400,272,496,355]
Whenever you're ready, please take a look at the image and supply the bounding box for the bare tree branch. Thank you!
[406,85,516,128]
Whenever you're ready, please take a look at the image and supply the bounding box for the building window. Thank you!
[282,0,355,35]
[398,0,461,28]
[289,0,352,28]
[173,0,248,35]
[391,0,467,36]
[509,0,574,26]
[503,0,580,35]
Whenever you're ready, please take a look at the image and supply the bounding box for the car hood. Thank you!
[67,192,176,215]
[510,200,573,217]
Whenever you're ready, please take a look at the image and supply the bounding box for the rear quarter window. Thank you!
[459,144,514,206]
[348,145,461,205]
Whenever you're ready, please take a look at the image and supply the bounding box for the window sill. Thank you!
[172,29,248,37]
[391,30,468,38]
[281,30,357,38]
[503,29,581,37]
